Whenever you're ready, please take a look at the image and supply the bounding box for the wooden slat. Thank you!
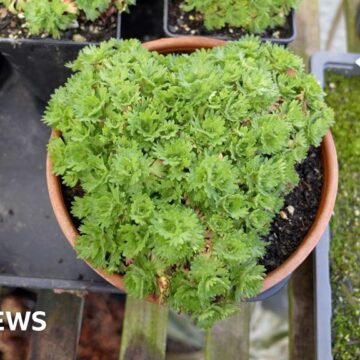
[119,297,169,360]
[344,0,360,51]
[288,256,315,360]
[204,303,251,360]
[27,290,84,360]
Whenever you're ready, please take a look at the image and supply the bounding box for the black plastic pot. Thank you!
[0,70,118,292]
[247,275,290,302]
[163,0,296,45]
[0,54,11,89]
[311,51,360,360]
[0,14,121,103]
[121,0,165,41]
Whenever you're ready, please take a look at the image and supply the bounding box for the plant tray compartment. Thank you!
[0,68,118,292]
[0,0,165,292]
[311,51,360,360]
[163,0,296,44]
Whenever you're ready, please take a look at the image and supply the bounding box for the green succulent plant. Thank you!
[0,0,135,38]
[182,0,299,32]
[44,37,333,327]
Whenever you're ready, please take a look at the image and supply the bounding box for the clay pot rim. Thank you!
[46,37,338,298]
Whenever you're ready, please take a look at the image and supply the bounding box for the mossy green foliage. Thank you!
[44,38,333,327]
[182,0,299,32]
[325,72,360,359]
[0,0,135,38]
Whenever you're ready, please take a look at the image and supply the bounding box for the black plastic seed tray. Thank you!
[311,51,360,360]
[0,61,291,300]
[1,4,342,304]
[0,65,118,292]
[0,14,121,103]
[163,0,296,45]
[0,0,166,103]
[0,0,166,293]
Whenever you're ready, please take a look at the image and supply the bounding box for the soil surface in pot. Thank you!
[62,147,323,274]
[0,5,117,42]
[167,0,293,40]
[260,146,323,272]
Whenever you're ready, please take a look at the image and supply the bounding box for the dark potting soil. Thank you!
[0,5,117,42]
[62,147,323,274]
[261,147,323,272]
[121,0,165,41]
[167,0,293,40]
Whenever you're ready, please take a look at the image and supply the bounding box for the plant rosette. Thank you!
[164,0,297,43]
[45,36,338,328]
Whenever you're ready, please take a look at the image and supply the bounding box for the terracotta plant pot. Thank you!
[46,37,338,299]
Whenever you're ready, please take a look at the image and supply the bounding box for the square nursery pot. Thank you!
[0,53,11,87]
[0,14,121,103]
[0,61,119,292]
[311,51,360,360]
[46,38,338,305]
[163,0,296,45]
